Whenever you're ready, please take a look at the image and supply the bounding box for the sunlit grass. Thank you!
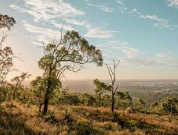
[0,101,178,135]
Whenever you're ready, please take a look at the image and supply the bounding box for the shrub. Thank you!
[59,94,80,105]
[162,97,178,115]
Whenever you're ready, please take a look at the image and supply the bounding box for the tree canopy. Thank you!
[39,30,103,114]
[0,14,16,30]
[0,13,16,84]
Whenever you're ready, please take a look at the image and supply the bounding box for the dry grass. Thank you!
[127,113,178,134]
[0,101,178,135]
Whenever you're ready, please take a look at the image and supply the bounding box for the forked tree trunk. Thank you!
[106,59,120,113]
[43,90,49,114]
[43,78,52,115]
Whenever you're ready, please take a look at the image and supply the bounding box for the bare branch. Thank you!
[57,21,65,48]
[105,59,120,112]
[0,33,7,48]
[106,64,113,82]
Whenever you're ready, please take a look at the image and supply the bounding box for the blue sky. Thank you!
[1,0,178,80]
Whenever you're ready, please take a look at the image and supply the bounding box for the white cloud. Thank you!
[11,0,121,41]
[100,6,115,13]
[124,57,157,68]
[103,40,177,68]
[124,56,178,68]
[86,0,127,13]
[121,46,140,58]
[120,50,177,68]
[116,0,128,13]
[65,19,91,28]
[87,3,115,13]
[103,40,140,58]
[139,15,171,29]
[129,8,175,29]
[104,40,128,50]
[23,21,60,45]
[52,21,75,31]
[85,27,114,38]
[100,39,177,69]
[10,0,85,22]
[107,40,128,46]
[166,0,178,7]
[10,5,47,22]
[130,8,141,15]
[155,52,172,58]
[115,0,175,30]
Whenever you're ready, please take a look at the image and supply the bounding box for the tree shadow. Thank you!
[0,108,38,135]
[116,115,178,135]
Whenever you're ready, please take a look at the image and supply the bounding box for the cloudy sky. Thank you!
[1,0,178,80]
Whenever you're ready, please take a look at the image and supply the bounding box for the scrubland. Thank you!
[0,101,178,135]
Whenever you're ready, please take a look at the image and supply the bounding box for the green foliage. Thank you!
[11,72,30,85]
[138,99,145,106]
[63,108,71,121]
[0,14,16,84]
[0,46,14,83]
[93,79,111,107]
[0,82,12,103]
[11,72,31,100]
[136,98,146,110]
[31,76,61,98]
[30,76,46,104]
[72,120,102,135]
[162,96,178,115]
[0,72,31,104]
[38,30,103,114]
[30,76,61,112]
[0,14,16,30]
[116,91,133,109]
[38,30,103,77]
[75,121,93,135]
[0,13,16,104]
[102,95,111,107]
[80,93,96,106]
[1,101,178,135]
[58,94,80,105]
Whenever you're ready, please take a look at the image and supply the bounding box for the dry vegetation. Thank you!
[0,101,178,135]
[1,13,178,135]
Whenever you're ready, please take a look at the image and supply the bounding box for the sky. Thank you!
[0,0,178,80]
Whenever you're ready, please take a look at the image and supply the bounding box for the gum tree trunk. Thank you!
[43,78,52,115]
[111,93,115,112]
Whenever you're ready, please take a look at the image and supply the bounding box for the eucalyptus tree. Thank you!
[39,30,103,114]
[138,98,146,110]
[11,72,31,100]
[162,96,178,115]
[80,93,96,106]
[102,95,111,107]
[0,13,16,30]
[0,13,15,103]
[30,76,61,112]
[93,79,111,107]
[0,46,14,84]
[0,13,16,84]
[116,91,133,109]
[106,59,120,112]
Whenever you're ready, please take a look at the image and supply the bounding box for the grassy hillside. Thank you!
[0,101,178,135]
